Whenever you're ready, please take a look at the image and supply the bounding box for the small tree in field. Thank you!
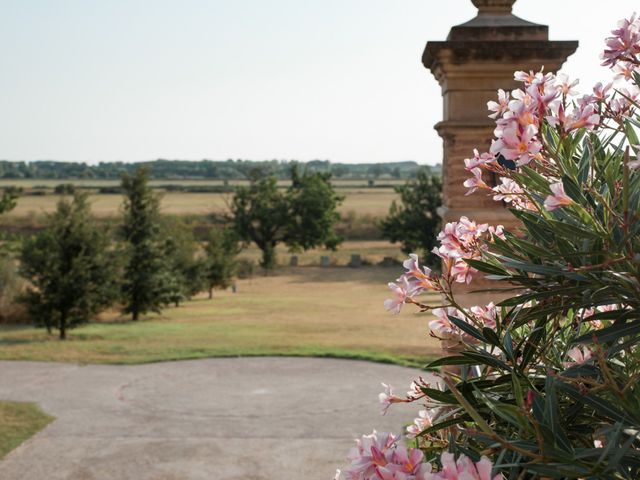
[231,167,343,269]
[160,218,203,307]
[121,168,168,320]
[0,189,17,215]
[287,165,343,253]
[204,227,240,298]
[379,168,442,268]
[19,193,117,339]
[231,176,288,269]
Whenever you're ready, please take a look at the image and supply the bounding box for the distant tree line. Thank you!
[0,159,441,181]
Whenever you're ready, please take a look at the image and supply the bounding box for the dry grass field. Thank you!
[2,188,399,220]
[0,178,434,368]
[0,266,441,366]
[0,401,53,459]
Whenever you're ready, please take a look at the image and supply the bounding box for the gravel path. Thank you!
[0,357,422,480]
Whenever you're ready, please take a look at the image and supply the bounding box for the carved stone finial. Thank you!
[471,0,516,14]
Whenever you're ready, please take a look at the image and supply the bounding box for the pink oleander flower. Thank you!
[406,374,443,402]
[469,302,498,330]
[384,277,414,315]
[449,260,477,285]
[425,452,502,480]
[379,383,408,415]
[564,346,596,368]
[557,73,579,96]
[464,150,496,171]
[613,62,639,81]
[548,102,600,132]
[492,178,535,211]
[602,14,640,68]
[344,431,399,480]
[457,216,489,241]
[504,89,539,128]
[593,82,613,101]
[402,254,438,291]
[490,124,542,166]
[527,80,560,113]
[544,182,573,211]
[608,85,640,120]
[463,168,489,195]
[487,225,506,241]
[433,217,501,284]
[487,89,510,119]
[377,446,432,480]
[406,409,435,438]
[340,432,433,480]
[514,68,552,87]
[429,307,465,341]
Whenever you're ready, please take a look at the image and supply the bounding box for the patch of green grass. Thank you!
[0,401,54,459]
[0,267,441,368]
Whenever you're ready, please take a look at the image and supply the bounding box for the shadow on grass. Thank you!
[0,325,106,343]
[0,337,35,346]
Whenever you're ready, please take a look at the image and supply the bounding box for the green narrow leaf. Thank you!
[448,316,486,343]
[573,320,640,345]
[417,414,471,437]
[558,382,629,423]
[425,356,476,368]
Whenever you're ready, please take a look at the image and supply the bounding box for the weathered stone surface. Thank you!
[423,0,578,227]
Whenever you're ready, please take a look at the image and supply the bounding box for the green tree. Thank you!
[230,168,343,269]
[160,219,204,307]
[230,176,289,269]
[379,169,442,268]
[0,189,17,215]
[120,168,168,320]
[204,227,240,298]
[19,193,117,339]
[287,165,343,252]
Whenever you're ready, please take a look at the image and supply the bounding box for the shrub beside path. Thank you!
[0,357,421,479]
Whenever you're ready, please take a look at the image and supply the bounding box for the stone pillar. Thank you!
[423,0,578,228]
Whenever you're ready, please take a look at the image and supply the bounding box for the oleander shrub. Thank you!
[336,15,640,480]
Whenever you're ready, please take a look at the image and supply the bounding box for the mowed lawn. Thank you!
[0,401,53,459]
[0,266,441,367]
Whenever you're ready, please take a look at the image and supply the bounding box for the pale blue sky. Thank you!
[0,0,637,164]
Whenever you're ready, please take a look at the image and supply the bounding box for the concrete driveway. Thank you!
[0,357,422,480]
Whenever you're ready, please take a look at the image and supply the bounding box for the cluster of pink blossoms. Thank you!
[337,431,431,480]
[461,67,628,213]
[602,14,640,79]
[384,223,503,314]
[337,433,501,480]
[433,218,504,285]
[384,254,440,314]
